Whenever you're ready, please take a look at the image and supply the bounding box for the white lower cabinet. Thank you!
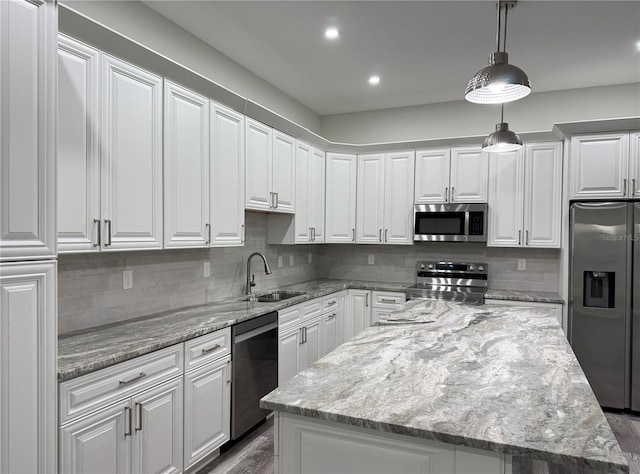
[183,355,231,470]
[321,291,347,357]
[60,377,183,474]
[371,291,406,325]
[275,412,509,474]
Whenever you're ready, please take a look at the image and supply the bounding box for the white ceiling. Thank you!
[142,1,640,116]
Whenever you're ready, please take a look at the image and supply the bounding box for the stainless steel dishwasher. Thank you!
[230,311,278,440]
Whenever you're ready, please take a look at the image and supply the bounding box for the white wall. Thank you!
[320,83,640,144]
[60,0,321,132]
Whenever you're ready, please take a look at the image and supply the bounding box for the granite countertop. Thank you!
[261,298,627,473]
[58,279,410,381]
[485,289,564,304]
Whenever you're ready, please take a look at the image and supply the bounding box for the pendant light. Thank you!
[465,1,531,104]
[482,104,522,152]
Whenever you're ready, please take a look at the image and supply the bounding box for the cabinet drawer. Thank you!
[300,298,322,323]
[279,305,301,334]
[322,294,339,311]
[372,291,405,308]
[60,344,183,425]
[185,327,231,371]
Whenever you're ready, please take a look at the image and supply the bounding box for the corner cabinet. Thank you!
[414,147,488,204]
[0,0,57,261]
[570,132,640,199]
[488,142,562,248]
[245,119,295,213]
[356,152,415,245]
[325,153,358,243]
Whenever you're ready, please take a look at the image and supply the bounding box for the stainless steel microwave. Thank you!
[414,203,487,242]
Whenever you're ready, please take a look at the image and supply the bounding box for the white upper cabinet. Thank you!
[488,142,562,248]
[415,147,488,204]
[449,146,489,203]
[164,81,210,248]
[294,141,324,243]
[309,148,326,242]
[245,118,295,213]
[356,152,415,245]
[102,54,163,251]
[0,0,57,261]
[325,153,357,243]
[570,132,631,199]
[57,34,101,254]
[414,148,450,204]
[631,132,640,198]
[210,103,245,246]
[356,154,385,244]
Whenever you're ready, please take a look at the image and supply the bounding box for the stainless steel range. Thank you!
[405,261,488,305]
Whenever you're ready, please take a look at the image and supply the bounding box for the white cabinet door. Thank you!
[245,118,272,211]
[294,142,311,243]
[524,142,562,248]
[0,262,56,474]
[57,34,101,254]
[210,103,245,246]
[278,328,302,386]
[414,148,450,204]
[450,147,488,203]
[356,154,385,244]
[308,148,325,242]
[0,0,57,261]
[101,54,163,251]
[164,81,210,249]
[348,290,371,337]
[272,130,296,213]
[322,311,338,357]
[570,133,629,199]
[630,132,640,198]
[132,377,183,474]
[60,400,132,474]
[384,151,415,244]
[325,153,357,243]
[184,357,230,469]
[301,317,323,370]
[335,291,347,347]
[487,150,525,247]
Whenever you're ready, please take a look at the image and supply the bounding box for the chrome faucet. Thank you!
[245,252,272,295]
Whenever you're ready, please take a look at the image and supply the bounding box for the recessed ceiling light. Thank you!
[325,28,340,40]
[636,40,640,51]
[368,75,381,85]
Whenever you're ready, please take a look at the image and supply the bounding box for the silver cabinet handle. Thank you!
[326,300,336,306]
[518,230,522,245]
[93,219,101,247]
[451,187,455,201]
[201,343,221,354]
[275,192,279,208]
[624,178,628,197]
[299,327,304,345]
[444,187,448,202]
[303,326,307,343]
[379,229,382,242]
[119,372,147,386]
[135,402,143,431]
[269,192,273,208]
[105,219,112,246]
[365,293,369,307]
[327,313,337,319]
[312,227,316,241]
[241,224,245,243]
[124,406,132,436]
[205,223,211,245]
[352,228,355,242]
[227,360,232,384]
[384,229,388,242]
[525,230,529,246]
[381,298,396,303]
[632,178,636,197]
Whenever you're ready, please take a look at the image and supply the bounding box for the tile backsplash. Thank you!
[58,216,560,334]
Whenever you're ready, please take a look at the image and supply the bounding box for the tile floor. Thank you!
[199,410,640,474]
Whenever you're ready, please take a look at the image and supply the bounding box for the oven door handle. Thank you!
[233,321,278,343]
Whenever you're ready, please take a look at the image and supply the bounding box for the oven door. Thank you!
[413,204,487,242]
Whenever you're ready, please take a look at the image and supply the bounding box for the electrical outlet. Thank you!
[308,253,313,264]
[289,255,294,266]
[278,256,283,268]
[517,259,527,271]
[122,270,133,290]
[203,261,211,278]
[368,255,375,265]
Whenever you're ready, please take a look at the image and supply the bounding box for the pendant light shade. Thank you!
[465,1,531,104]
[482,122,522,152]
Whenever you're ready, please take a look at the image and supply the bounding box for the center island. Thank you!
[261,298,628,474]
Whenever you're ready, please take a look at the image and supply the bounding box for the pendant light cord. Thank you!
[495,1,502,52]
[503,2,508,52]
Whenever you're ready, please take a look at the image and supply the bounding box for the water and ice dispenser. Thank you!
[583,271,615,308]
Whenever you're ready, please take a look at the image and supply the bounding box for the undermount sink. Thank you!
[244,291,305,302]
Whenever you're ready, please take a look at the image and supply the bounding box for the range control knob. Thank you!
[468,264,476,271]
[419,263,426,270]
[478,265,485,272]
[428,263,435,270]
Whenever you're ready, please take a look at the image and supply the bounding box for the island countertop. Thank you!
[260,298,627,473]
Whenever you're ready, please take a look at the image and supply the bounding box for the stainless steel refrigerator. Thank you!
[570,201,640,410]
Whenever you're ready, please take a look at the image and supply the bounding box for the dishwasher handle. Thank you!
[233,321,278,343]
